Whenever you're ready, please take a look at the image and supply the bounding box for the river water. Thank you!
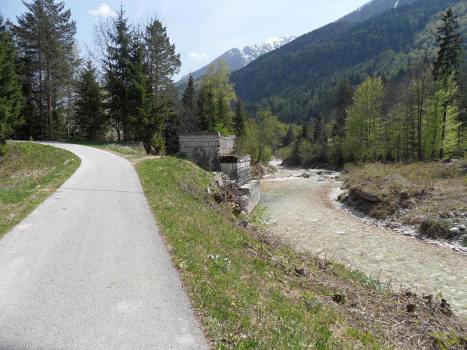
[260,167,467,318]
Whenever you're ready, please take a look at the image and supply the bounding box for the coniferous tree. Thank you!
[104,7,132,142]
[15,0,77,140]
[197,85,215,131]
[0,16,24,153]
[283,125,295,146]
[75,61,104,141]
[233,100,246,136]
[433,8,463,158]
[144,18,180,144]
[128,31,151,145]
[164,104,180,154]
[333,79,353,138]
[181,74,196,132]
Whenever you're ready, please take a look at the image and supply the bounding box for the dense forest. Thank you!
[231,0,467,124]
[283,7,465,166]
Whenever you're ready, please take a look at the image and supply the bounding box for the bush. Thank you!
[419,219,456,240]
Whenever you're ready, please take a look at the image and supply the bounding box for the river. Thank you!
[260,166,467,318]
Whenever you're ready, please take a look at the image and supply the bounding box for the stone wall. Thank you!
[238,181,261,213]
[219,136,236,155]
[179,134,222,171]
[220,155,251,185]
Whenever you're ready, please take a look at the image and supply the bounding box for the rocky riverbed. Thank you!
[261,166,467,319]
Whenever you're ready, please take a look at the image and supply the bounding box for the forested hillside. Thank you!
[231,0,466,123]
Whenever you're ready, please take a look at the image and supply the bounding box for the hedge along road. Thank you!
[0,143,208,350]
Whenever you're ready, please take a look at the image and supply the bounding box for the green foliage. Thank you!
[345,76,386,162]
[15,0,78,140]
[180,74,197,132]
[232,0,465,123]
[74,61,105,141]
[0,17,24,148]
[196,63,236,132]
[233,100,246,136]
[424,74,461,159]
[103,12,180,153]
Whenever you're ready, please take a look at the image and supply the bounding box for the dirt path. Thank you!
[261,168,467,319]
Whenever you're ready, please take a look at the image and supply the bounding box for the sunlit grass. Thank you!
[0,142,80,237]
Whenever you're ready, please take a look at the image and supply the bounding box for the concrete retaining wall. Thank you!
[220,155,251,185]
[238,181,261,213]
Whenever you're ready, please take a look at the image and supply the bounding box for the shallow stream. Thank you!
[261,167,467,318]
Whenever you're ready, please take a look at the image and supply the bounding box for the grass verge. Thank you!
[0,142,80,236]
[137,156,466,349]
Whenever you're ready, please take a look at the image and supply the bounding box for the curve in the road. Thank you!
[0,143,208,350]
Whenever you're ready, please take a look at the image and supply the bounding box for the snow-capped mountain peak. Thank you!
[177,35,295,85]
[242,36,296,65]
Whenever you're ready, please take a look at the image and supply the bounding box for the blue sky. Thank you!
[1,0,370,79]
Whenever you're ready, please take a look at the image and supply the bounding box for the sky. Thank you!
[1,0,371,80]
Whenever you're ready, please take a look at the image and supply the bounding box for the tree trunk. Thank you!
[440,102,448,159]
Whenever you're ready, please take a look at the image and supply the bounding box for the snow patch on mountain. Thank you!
[178,36,295,85]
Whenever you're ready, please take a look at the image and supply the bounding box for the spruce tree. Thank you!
[75,61,104,141]
[104,7,132,142]
[433,8,463,158]
[233,100,246,136]
[164,104,180,154]
[15,0,77,140]
[143,18,180,151]
[283,125,295,146]
[0,16,24,153]
[181,74,196,132]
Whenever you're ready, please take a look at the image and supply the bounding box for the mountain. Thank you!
[339,0,419,24]
[177,36,295,86]
[231,0,467,123]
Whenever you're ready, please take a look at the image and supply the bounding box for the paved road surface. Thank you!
[0,143,208,350]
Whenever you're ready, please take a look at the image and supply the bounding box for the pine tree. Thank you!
[104,7,132,142]
[433,8,463,158]
[433,8,463,83]
[333,79,353,138]
[197,85,215,131]
[15,0,77,140]
[181,74,196,132]
[164,104,180,154]
[283,125,295,146]
[233,100,246,136]
[144,18,181,143]
[75,61,104,141]
[0,16,24,153]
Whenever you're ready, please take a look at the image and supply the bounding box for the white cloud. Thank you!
[89,3,117,18]
[188,52,209,61]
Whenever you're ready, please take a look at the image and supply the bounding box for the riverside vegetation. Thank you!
[340,160,467,246]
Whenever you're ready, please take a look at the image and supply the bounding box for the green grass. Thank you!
[137,156,384,349]
[80,142,147,160]
[0,142,80,236]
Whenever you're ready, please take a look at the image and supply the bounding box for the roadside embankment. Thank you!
[0,142,80,236]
